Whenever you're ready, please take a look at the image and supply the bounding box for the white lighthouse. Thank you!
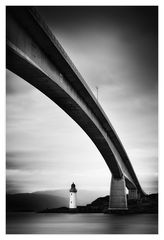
[69,182,77,209]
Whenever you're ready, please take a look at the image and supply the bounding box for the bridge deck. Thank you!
[6,6,145,195]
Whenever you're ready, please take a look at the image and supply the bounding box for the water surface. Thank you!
[6,212,158,234]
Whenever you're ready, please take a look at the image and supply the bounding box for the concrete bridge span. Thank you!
[6,7,146,210]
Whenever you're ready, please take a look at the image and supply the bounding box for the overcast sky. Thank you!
[6,6,158,196]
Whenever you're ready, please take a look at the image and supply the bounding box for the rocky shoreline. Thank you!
[39,193,158,214]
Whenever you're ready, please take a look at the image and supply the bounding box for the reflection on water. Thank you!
[6,212,158,234]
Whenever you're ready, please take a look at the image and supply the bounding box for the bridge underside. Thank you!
[6,7,145,210]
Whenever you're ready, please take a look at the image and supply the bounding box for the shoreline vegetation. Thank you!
[39,193,158,214]
[6,192,158,214]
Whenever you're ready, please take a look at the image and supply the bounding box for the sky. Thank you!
[6,6,158,196]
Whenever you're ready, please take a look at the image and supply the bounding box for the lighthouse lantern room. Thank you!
[69,182,77,208]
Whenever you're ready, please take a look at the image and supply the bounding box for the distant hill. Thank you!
[6,189,107,212]
[39,193,158,214]
[34,189,107,205]
[7,190,157,213]
[6,192,67,212]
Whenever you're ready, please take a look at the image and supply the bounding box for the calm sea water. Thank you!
[6,212,158,234]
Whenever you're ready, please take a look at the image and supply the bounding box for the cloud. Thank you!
[39,6,157,95]
[6,70,34,95]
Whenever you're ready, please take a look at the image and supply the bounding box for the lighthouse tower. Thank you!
[69,182,77,209]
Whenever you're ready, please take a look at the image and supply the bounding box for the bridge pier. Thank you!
[109,175,128,211]
[128,189,138,200]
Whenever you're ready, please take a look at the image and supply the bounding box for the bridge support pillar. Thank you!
[128,189,138,200]
[109,175,128,211]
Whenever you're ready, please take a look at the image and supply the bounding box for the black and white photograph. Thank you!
[5,4,158,235]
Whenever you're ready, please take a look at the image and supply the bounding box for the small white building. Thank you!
[69,182,77,208]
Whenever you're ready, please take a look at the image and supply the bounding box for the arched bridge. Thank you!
[6,7,146,210]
